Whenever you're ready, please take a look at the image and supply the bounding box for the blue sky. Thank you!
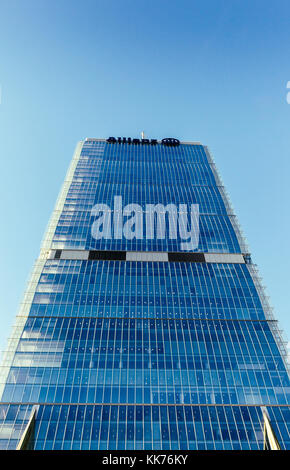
[0,0,289,353]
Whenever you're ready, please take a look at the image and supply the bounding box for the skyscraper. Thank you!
[0,137,289,450]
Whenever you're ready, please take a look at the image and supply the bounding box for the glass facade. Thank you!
[0,138,289,450]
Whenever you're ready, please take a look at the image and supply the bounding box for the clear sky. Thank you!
[0,0,289,355]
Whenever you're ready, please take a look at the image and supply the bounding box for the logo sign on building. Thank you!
[161,138,180,147]
[106,137,180,146]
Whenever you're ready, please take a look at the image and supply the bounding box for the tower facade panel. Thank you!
[0,138,289,450]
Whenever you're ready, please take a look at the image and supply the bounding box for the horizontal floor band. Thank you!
[0,402,287,408]
[17,315,276,323]
[48,250,246,264]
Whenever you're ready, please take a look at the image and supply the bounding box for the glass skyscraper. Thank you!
[0,137,289,450]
